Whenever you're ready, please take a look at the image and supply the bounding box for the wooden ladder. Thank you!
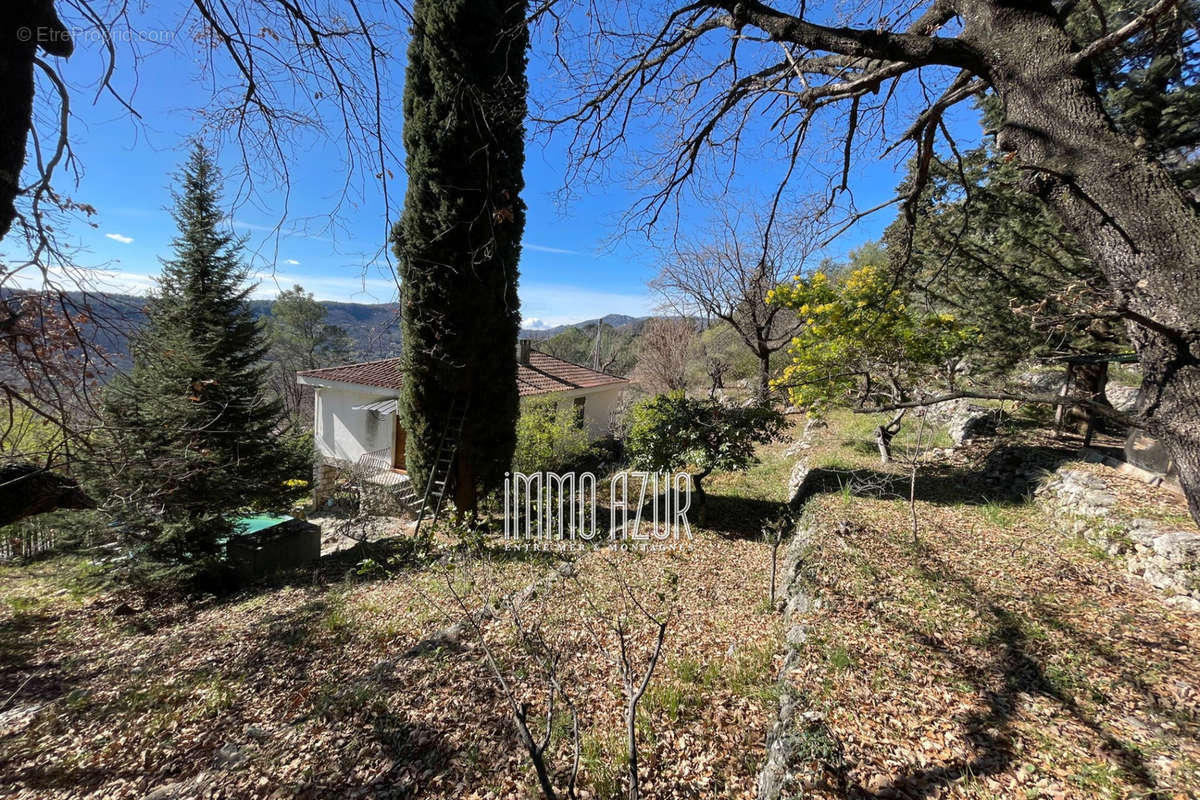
[413,398,468,535]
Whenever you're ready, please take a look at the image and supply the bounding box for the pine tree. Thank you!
[883,142,1121,379]
[390,0,529,514]
[103,143,304,586]
[1067,0,1200,193]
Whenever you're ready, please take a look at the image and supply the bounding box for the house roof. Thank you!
[297,351,628,398]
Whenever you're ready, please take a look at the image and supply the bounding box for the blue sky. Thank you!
[14,3,985,328]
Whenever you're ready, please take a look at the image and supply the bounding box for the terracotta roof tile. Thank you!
[297,351,628,397]
[296,357,405,391]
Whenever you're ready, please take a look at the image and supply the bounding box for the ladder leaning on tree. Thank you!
[412,397,468,535]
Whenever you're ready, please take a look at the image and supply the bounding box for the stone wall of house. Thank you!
[360,480,417,519]
[1037,468,1200,613]
[312,458,346,507]
[311,456,416,520]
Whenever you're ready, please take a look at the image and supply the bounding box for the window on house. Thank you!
[573,396,586,429]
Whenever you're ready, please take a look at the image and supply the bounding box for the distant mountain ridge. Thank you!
[521,314,650,339]
[2,288,650,367]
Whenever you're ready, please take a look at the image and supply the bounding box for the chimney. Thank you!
[517,338,532,365]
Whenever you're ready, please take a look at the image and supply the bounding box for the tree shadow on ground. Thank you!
[703,495,786,540]
[798,438,1083,510]
[853,541,1170,800]
[365,714,457,791]
[0,608,88,702]
[581,492,784,542]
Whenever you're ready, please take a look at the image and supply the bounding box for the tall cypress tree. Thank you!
[104,143,303,584]
[391,0,528,513]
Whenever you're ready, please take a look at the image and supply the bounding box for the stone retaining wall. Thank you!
[758,517,824,800]
[759,422,843,799]
[1037,468,1200,613]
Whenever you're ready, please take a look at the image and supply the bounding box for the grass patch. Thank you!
[675,655,720,687]
[580,732,625,799]
[727,642,779,699]
[644,681,693,721]
[826,645,853,673]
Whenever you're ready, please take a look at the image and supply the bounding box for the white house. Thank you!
[296,340,628,503]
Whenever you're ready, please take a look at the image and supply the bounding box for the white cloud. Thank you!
[105,233,134,244]
[231,219,334,243]
[525,243,582,256]
[522,318,552,330]
[284,259,300,265]
[517,283,654,328]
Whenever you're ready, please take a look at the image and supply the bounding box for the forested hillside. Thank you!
[0,289,654,372]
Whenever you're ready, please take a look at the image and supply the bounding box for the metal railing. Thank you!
[356,447,393,478]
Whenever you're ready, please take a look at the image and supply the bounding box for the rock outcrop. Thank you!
[947,404,1002,446]
[1038,468,1200,613]
[1105,384,1140,414]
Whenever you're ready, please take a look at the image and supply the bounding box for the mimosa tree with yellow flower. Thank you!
[768,264,976,461]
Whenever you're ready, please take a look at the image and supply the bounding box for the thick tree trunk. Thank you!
[874,410,905,464]
[454,438,477,519]
[962,0,1200,524]
[875,425,894,463]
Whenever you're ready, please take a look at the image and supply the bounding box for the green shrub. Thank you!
[625,392,786,523]
[512,396,593,474]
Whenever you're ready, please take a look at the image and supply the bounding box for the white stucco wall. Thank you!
[306,378,627,465]
[537,384,626,438]
[312,386,398,463]
[577,384,624,437]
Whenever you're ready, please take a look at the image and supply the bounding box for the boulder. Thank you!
[1015,368,1067,394]
[1106,384,1140,414]
[947,404,1000,446]
[1127,520,1161,548]
[1152,531,1200,565]
[923,398,971,425]
[1167,596,1200,614]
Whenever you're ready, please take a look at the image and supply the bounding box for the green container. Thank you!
[227,514,321,579]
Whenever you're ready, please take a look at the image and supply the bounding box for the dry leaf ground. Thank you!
[0,428,797,800]
[785,408,1199,799]
[3,408,1197,799]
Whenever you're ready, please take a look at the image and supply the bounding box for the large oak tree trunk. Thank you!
[963,0,1200,523]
